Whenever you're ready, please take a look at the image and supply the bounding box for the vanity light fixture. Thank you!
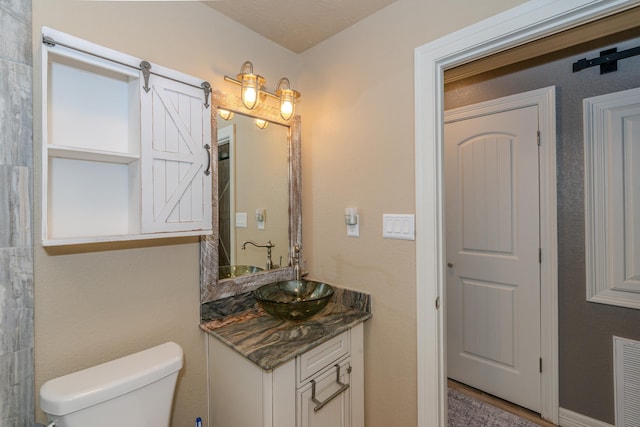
[218,109,234,121]
[275,78,300,120]
[254,119,269,129]
[224,62,301,120]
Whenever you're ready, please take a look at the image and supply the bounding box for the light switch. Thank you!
[383,214,415,240]
[235,212,248,228]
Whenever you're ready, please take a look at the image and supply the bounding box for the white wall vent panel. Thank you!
[614,336,640,427]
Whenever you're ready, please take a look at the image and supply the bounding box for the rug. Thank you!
[448,388,541,427]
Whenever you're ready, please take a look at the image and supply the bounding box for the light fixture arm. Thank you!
[223,75,278,100]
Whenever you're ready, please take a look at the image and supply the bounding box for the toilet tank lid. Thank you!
[40,341,183,416]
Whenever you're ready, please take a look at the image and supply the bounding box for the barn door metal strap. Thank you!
[573,45,640,74]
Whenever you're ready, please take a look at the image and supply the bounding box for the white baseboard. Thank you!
[559,408,614,427]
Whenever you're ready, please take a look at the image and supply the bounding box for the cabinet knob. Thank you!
[447,262,454,268]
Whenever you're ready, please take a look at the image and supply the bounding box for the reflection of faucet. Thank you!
[292,244,302,281]
[241,240,275,270]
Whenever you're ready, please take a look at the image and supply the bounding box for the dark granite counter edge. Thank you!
[200,285,372,371]
[201,310,371,371]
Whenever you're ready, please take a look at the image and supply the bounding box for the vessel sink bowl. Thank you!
[219,265,264,279]
[253,280,334,321]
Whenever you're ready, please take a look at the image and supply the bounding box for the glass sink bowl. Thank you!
[219,265,264,280]
[253,280,334,321]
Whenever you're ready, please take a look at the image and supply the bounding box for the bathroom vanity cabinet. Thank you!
[207,324,365,427]
[41,27,212,246]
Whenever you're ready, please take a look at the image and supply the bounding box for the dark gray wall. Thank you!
[444,30,640,424]
[0,0,34,425]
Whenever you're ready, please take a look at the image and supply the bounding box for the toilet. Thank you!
[40,342,183,427]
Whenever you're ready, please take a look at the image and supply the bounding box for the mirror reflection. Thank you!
[217,112,290,279]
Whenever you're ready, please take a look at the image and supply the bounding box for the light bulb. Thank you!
[237,62,264,110]
[243,87,257,105]
[281,99,294,119]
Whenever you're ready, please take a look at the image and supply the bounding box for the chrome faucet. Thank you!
[241,240,275,270]
[292,244,302,281]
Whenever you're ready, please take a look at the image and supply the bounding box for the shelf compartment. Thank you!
[47,52,140,155]
[46,157,141,241]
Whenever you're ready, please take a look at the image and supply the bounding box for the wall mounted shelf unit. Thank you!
[41,27,213,246]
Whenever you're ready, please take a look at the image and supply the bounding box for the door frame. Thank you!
[444,86,557,415]
[414,1,639,426]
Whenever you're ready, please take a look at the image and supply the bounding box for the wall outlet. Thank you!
[347,215,360,237]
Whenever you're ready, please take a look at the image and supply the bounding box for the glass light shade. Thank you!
[275,78,300,121]
[239,74,264,110]
[279,89,295,120]
[218,109,234,120]
[254,119,269,129]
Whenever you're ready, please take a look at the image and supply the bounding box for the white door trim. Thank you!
[445,86,557,415]
[414,1,639,426]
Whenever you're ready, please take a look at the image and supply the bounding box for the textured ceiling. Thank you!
[202,0,399,53]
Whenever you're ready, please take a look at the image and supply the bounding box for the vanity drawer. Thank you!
[297,330,350,384]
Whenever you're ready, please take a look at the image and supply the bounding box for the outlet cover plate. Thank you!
[235,212,248,228]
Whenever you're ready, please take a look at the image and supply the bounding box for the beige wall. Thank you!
[32,1,298,425]
[32,0,528,426]
[299,0,526,425]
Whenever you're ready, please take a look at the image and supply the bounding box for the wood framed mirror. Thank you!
[200,89,301,303]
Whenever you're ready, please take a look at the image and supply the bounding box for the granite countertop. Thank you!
[200,286,371,371]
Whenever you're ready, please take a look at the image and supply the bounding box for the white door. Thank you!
[445,103,541,412]
[141,73,212,233]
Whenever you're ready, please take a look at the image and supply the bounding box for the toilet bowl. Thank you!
[40,342,183,427]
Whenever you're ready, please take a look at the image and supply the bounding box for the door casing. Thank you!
[414,1,640,426]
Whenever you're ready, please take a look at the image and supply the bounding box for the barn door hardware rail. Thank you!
[573,45,640,74]
[43,35,211,106]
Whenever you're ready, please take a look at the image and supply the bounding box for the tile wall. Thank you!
[0,0,34,425]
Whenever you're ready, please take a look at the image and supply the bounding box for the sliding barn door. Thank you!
[141,73,212,234]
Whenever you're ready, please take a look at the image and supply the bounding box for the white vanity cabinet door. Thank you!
[297,358,352,427]
[207,335,295,427]
[296,324,364,427]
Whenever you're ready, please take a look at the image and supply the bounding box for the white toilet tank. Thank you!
[40,342,183,427]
